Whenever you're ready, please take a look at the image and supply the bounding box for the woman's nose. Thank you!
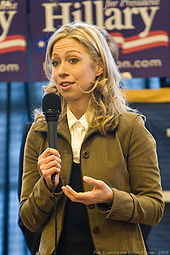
[58,62,68,77]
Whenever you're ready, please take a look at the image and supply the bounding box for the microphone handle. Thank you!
[47,121,57,149]
[47,121,57,183]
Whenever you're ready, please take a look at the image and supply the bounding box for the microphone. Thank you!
[42,93,61,182]
[42,93,61,255]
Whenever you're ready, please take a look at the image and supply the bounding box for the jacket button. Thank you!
[88,204,95,209]
[93,226,100,234]
[82,150,90,159]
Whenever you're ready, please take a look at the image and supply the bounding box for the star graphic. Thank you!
[37,40,45,48]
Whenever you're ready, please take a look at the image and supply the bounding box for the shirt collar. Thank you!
[67,107,88,131]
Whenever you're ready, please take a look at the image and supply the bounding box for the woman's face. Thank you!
[51,37,103,106]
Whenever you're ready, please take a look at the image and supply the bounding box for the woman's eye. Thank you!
[69,58,79,64]
[52,61,59,67]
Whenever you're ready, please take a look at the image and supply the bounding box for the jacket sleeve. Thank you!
[19,122,63,232]
[106,114,164,225]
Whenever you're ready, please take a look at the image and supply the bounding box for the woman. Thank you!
[20,22,164,255]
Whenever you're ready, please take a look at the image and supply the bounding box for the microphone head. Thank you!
[42,93,61,122]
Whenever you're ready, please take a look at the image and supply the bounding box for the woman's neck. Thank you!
[67,101,89,120]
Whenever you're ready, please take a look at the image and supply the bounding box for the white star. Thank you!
[37,40,45,48]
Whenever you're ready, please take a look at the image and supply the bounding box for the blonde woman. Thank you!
[20,22,164,255]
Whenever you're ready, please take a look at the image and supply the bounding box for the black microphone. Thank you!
[42,93,61,255]
[42,93,61,182]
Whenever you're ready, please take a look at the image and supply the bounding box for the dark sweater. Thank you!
[56,163,94,255]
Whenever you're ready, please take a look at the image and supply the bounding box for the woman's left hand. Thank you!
[62,176,113,205]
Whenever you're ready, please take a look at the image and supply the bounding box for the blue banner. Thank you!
[0,0,28,82]
[30,0,170,81]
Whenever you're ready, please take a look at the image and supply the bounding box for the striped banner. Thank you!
[0,0,28,82]
[30,0,170,81]
[110,30,169,54]
[0,35,26,54]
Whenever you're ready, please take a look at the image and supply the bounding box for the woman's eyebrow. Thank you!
[52,50,82,57]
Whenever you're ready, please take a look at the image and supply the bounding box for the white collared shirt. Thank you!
[67,107,88,163]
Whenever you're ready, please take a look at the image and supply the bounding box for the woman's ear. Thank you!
[96,59,104,76]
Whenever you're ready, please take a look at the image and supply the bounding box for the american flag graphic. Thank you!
[0,34,26,54]
[110,30,169,54]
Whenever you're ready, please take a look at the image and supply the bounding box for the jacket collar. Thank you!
[34,115,71,143]
[85,114,120,138]
[34,113,120,139]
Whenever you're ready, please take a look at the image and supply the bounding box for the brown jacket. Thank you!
[20,112,164,255]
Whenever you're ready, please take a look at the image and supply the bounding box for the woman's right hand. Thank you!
[38,148,61,191]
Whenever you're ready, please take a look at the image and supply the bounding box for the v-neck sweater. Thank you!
[56,162,94,255]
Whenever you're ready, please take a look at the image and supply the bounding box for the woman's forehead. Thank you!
[51,38,89,56]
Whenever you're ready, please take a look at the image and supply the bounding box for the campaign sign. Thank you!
[0,0,28,82]
[110,0,170,79]
[30,0,170,81]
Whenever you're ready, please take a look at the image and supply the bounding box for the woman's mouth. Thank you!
[59,82,75,90]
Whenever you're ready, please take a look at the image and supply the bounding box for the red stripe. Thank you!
[109,30,168,41]
[123,41,168,54]
[0,46,26,54]
[125,30,168,42]
[1,34,26,42]
[117,43,122,48]
[109,32,123,38]
[147,30,168,36]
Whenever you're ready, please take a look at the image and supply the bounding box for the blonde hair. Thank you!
[42,21,132,135]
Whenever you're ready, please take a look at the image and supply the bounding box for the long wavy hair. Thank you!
[40,21,133,135]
